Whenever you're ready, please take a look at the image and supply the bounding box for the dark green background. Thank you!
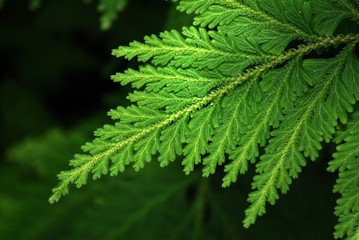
[0,1,338,239]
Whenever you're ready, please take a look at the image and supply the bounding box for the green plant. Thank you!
[50,0,359,238]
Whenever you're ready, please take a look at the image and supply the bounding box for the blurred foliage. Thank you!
[29,0,43,10]
[2,0,127,29]
[97,0,127,31]
[0,0,341,239]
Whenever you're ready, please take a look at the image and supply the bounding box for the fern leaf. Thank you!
[202,75,259,177]
[326,52,359,124]
[112,65,230,97]
[244,44,359,228]
[112,27,276,74]
[107,105,167,127]
[182,106,217,174]
[329,113,359,238]
[177,0,320,54]
[110,142,133,175]
[335,0,359,22]
[311,0,352,34]
[92,154,110,180]
[179,0,312,34]
[128,91,199,112]
[334,111,359,145]
[174,0,214,14]
[158,117,187,167]
[222,56,310,186]
[94,123,141,141]
[133,129,160,171]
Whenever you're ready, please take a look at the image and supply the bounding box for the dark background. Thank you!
[0,0,339,239]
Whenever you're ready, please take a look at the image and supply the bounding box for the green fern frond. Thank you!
[335,0,359,22]
[202,74,262,178]
[244,44,359,228]
[113,27,277,75]
[176,0,322,54]
[311,0,356,34]
[112,65,229,97]
[222,55,310,187]
[50,0,359,238]
[329,112,359,239]
[334,111,359,146]
[177,0,312,35]
[182,106,217,174]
